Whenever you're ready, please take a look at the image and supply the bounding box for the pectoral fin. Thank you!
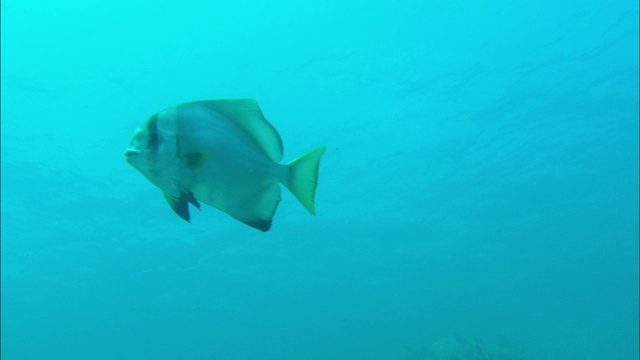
[162,185,201,222]
[183,152,210,169]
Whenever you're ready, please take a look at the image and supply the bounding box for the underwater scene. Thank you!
[1,0,638,359]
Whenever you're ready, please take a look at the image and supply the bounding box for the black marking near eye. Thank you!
[147,115,160,151]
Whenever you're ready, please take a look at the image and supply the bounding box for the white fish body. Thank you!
[125,99,325,231]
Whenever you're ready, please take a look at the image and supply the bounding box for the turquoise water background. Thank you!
[1,0,638,359]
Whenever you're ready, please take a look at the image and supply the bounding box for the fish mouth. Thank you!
[124,148,142,158]
[124,148,142,163]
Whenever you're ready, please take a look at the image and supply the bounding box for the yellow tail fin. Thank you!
[284,146,326,215]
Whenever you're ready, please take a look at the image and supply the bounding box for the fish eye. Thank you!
[129,128,146,148]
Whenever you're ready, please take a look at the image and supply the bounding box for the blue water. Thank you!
[1,0,638,359]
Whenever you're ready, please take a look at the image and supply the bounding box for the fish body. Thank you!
[125,99,325,231]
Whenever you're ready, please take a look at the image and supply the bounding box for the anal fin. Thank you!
[222,184,281,232]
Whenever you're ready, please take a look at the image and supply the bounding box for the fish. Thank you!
[125,99,326,232]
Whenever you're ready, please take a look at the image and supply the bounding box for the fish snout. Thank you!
[124,148,142,158]
[124,149,143,165]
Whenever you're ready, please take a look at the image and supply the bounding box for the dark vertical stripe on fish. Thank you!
[147,115,160,151]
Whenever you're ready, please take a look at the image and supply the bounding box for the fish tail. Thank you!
[284,146,326,215]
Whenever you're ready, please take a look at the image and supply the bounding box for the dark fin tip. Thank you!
[183,189,201,210]
[173,201,191,222]
[245,219,272,232]
[164,187,195,222]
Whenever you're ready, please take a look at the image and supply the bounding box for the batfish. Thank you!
[125,99,326,231]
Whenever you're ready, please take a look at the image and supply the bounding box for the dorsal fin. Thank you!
[199,99,283,162]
